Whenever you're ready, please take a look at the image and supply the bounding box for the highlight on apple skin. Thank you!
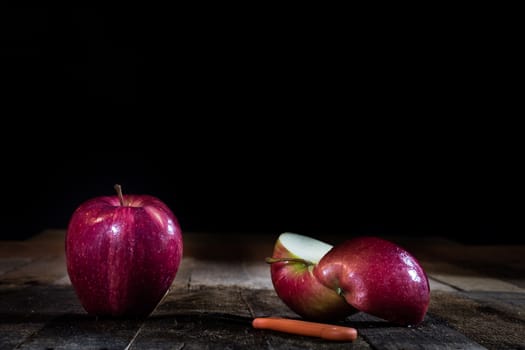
[267,232,430,326]
[65,185,183,317]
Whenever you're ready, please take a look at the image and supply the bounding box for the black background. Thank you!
[2,7,522,243]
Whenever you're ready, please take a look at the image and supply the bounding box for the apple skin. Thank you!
[314,236,430,326]
[269,236,358,320]
[66,193,183,317]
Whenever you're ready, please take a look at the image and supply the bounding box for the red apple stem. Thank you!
[265,257,315,266]
[114,184,126,206]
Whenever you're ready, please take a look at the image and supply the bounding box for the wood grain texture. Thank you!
[430,291,525,350]
[1,230,524,349]
[131,287,372,350]
[17,314,144,350]
[0,255,67,285]
[423,261,525,292]
[0,257,32,276]
[348,312,486,350]
[0,285,82,349]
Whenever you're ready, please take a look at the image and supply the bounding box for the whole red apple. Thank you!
[65,185,183,317]
[267,233,430,326]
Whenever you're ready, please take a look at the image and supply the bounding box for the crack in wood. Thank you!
[239,289,256,319]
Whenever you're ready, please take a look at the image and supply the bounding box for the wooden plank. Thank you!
[0,285,495,350]
[429,291,525,350]
[422,261,525,293]
[187,260,250,289]
[242,261,273,289]
[464,291,525,320]
[1,231,523,349]
[160,286,253,317]
[0,281,143,350]
[0,255,67,285]
[428,277,459,292]
[17,314,143,350]
[131,287,371,350]
[241,289,297,319]
[129,314,259,350]
[460,292,525,322]
[129,287,257,349]
[187,260,273,290]
[0,285,83,349]
[0,286,48,349]
[245,289,487,349]
[0,229,66,259]
[346,312,486,350]
[0,257,31,276]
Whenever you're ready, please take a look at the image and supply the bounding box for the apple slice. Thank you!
[266,233,357,320]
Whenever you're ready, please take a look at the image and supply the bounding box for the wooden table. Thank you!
[1,230,524,349]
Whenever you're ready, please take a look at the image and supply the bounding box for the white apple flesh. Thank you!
[268,233,430,326]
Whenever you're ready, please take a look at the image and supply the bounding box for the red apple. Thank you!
[65,184,183,317]
[267,233,430,326]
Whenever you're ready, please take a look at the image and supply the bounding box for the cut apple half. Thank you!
[266,232,357,320]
